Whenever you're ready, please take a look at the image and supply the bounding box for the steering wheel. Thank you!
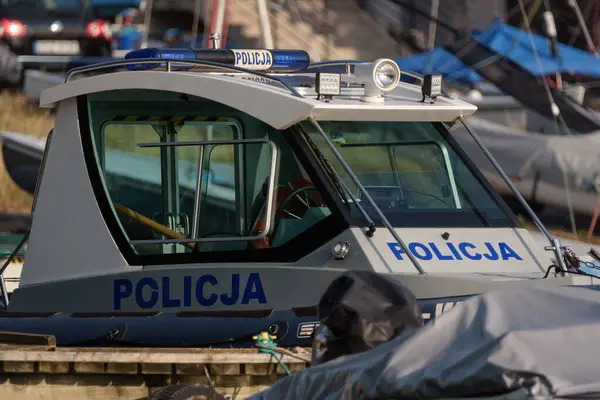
[250,178,323,249]
[271,184,326,240]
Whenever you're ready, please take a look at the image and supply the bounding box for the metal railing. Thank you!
[64,58,304,98]
[59,55,440,98]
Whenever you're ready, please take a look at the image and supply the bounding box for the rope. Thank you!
[524,0,543,29]
[517,0,579,238]
[255,341,313,377]
[517,0,556,110]
[507,0,533,20]
[257,345,291,376]
[594,0,600,49]
[273,353,291,375]
[568,0,596,46]
[256,344,312,363]
[567,0,600,56]
[565,0,600,84]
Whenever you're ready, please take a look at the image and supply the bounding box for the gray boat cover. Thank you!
[454,117,600,194]
[249,285,600,399]
[451,117,600,216]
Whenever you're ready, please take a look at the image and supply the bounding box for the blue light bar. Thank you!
[124,48,310,73]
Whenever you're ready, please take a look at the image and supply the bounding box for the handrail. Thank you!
[63,57,453,100]
[306,60,421,77]
[306,61,422,82]
[129,138,279,246]
[303,60,369,74]
[64,58,304,98]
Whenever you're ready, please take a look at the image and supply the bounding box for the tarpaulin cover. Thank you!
[249,284,600,400]
[394,18,600,86]
[446,35,600,134]
[473,18,600,78]
[394,48,484,84]
[311,270,423,366]
[450,116,600,215]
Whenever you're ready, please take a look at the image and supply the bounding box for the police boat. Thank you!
[0,47,597,348]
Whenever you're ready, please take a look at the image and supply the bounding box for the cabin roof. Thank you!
[40,70,477,129]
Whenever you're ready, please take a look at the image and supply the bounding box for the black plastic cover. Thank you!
[311,270,423,366]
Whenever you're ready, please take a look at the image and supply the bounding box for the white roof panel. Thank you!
[40,70,477,127]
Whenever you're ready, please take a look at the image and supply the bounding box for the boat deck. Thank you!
[0,332,310,399]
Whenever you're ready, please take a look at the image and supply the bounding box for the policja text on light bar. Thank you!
[124,48,311,73]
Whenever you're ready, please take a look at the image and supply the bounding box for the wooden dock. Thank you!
[0,332,311,399]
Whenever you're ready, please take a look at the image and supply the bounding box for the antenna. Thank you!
[210,32,221,49]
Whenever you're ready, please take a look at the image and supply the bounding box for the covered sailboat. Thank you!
[392,17,600,218]
[395,17,600,134]
[446,18,600,134]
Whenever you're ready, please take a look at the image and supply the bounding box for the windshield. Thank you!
[300,120,519,228]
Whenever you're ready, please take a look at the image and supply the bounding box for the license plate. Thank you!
[33,40,80,55]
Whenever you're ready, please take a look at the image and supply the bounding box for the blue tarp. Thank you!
[394,18,600,85]
[473,17,600,78]
[114,27,143,50]
[394,48,484,84]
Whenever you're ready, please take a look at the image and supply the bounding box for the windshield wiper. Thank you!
[297,125,376,236]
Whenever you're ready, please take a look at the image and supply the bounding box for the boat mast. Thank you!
[190,0,202,49]
[140,0,154,48]
[426,0,440,50]
[257,0,274,48]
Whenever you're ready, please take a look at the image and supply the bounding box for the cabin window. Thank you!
[80,90,344,263]
[299,120,519,228]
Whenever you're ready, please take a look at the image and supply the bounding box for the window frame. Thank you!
[78,94,350,265]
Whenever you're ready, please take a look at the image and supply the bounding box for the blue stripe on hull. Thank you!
[0,295,482,347]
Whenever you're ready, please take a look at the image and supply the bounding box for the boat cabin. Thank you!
[6,49,595,315]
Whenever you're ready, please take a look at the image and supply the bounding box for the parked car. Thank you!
[0,40,21,85]
[0,0,113,66]
[162,28,240,49]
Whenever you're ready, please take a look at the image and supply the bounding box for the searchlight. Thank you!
[354,58,401,103]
